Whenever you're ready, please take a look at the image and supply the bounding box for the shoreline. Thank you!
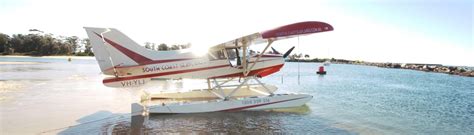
[287,59,474,77]
[350,62,474,77]
[2,55,472,77]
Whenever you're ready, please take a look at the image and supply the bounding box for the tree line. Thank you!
[288,53,310,60]
[0,29,191,56]
[0,30,93,56]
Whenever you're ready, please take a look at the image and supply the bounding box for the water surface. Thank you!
[0,57,473,134]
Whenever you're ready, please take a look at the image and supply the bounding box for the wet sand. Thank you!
[1,55,94,59]
[0,61,44,65]
[0,56,135,134]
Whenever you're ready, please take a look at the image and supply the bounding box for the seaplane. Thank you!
[84,21,333,114]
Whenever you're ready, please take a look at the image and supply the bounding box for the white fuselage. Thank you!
[103,55,285,87]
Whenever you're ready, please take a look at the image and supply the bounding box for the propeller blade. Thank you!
[271,47,281,54]
[283,46,295,58]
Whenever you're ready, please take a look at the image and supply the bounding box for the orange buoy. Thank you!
[317,66,327,75]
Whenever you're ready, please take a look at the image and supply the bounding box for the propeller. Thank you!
[283,46,295,58]
[271,46,295,58]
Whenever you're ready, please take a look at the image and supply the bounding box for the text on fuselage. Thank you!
[242,98,270,105]
[142,61,207,73]
[120,79,146,87]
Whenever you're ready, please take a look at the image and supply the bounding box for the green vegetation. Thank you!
[0,30,93,56]
[0,30,191,56]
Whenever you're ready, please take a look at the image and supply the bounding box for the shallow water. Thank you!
[0,57,473,134]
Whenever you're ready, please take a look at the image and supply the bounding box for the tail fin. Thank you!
[83,27,153,75]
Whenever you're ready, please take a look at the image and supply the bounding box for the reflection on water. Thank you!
[57,111,130,135]
[0,80,23,91]
[142,106,322,134]
[147,111,288,134]
[58,106,353,135]
[67,74,89,81]
[0,80,23,101]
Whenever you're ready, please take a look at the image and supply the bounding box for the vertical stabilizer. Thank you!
[83,27,154,75]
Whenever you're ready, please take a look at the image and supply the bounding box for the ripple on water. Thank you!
[0,80,24,101]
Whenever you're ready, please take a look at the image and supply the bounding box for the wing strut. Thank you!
[244,39,274,76]
[241,38,248,75]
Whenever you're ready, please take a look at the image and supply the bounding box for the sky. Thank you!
[0,0,472,66]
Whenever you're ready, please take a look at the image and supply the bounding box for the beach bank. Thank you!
[353,62,474,77]
[286,58,474,77]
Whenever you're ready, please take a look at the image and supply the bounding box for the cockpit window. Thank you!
[226,48,241,67]
[208,50,226,61]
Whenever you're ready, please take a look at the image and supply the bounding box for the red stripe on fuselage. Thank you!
[105,58,197,71]
[257,54,282,58]
[103,64,230,83]
[210,64,284,78]
[107,58,279,74]
[94,32,152,64]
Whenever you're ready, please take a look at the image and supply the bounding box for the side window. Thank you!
[208,50,226,61]
[226,48,241,67]
[226,49,237,59]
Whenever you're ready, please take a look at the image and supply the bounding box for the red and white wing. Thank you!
[210,21,334,50]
